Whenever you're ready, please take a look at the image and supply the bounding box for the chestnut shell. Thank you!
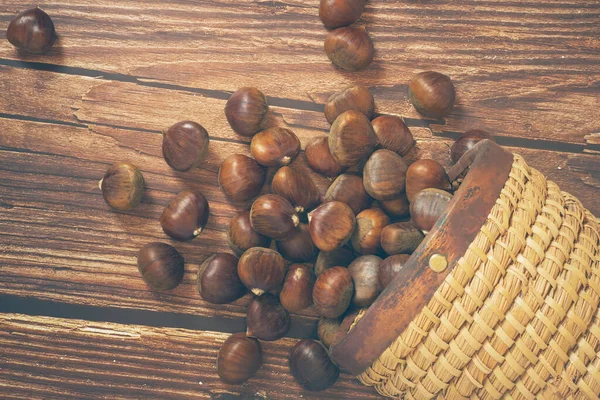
[324,85,374,125]
[246,293,290,341]
[314,247,356,276]
[160,190,209,241]
[218,154,266,202]
[7,7,57,53]
[324,173,371,215]
[100,162,145,210]
[363,149,408,201]
[276,224,319,263]
[408,71,456,118]
[304,136,346,178]
[405,159,451,203]
[217,332,262,384]
[289,339,340,391]
[347,255,382,307]
[137,242,184,291]
[271,166,321,214]
[280,264,316,312]
[324,26,374,72]
[451,129,495,164]
[410,188,453,233]
[328,110,377,167]
[225,87,269,137]
[312,266,354,318]
[237,247,287,296]
[351,208,390,255]
[319,0,366,29]
[197,253,246,304]
[250,194,300,240]
[162,121,209,172]
[308,201,356,252]
[250,127,301,167]
[227,211,271,256]
[371,115,415,156]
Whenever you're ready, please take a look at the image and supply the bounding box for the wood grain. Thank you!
[0,313,379,399]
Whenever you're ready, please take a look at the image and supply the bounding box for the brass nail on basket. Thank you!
[330,140,600,400]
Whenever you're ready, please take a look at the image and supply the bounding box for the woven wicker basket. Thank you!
[330,140,600,400]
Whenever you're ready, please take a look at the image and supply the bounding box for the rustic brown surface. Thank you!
[0,0,599,398]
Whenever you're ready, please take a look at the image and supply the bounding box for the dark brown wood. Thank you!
[331,141,514,375]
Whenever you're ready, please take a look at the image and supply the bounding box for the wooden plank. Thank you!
[0,313,379,399]
[1,0,599,146]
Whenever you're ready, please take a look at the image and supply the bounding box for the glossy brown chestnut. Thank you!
[308,201,356,252]
[237,247,287,296]
[324,26,374,72]
[324,85,374,125]
[405,159,451,203]
[160,190,209,241]
[246,293,290,341]
[319,0,366,29]
[250,127,301,167]
[371,115,415,156]
[272,166,321,214]
[379,195,410,219]
[100,162,145,210]
[218,154,266,202]
[379,254,410,290]
[276,224,318,263]
[323,173,371,215]
[314,247,356,276]
[328,110,377,167]
[304,136,346,178]
[197,253,246,304]
[137,242,184,291]
[227,211,271,256]
[363,149,408,201]
[347,255,382,307]
[289,339,340,391]
[280,264,316,312]
[225,87,269,137]
[7,7,56,53]
[380,221,424,255]
[351,208,390,255]
[410,188,453,233]
[162,121,209,172]
[217,332,262,384]
[312,266,354,318]
[317,317,342,348]
[451,129,495,163]
[408,71,456,118]
[250,194,300,240]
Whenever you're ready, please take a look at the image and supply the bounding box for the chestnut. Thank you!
[347,255,382,307]
[246,293,290,341]
[237,247,286,295]
[308,201,356,252]
[328,110,377,167]
[410,188,453,233]
[379,196,410,219]
[351,208,390,255]
[7,7,57,53]
[379,254,411,290]
[137,242,184,291]
[314,247,356,276]
[380,221,424,255]
[218,154,266,202]
[160,190,209,241]
[408,71,456,118]
[197,253,246,304]
[217,332,262,384]
[324,173,371,214]
[250,127,301,167]
[363,149,408,201]
[405,159,451,203]
[371,115,415,156]
[280,264,316,312]
[304,136,346,178]
[272,166,320,214]
[162,121,209,172]
[324,26,374,71]
[289,339,340,391]
[319,0,366,29]
[324,85,374,125]
[313,266,354,318]
[250,194,300,240]
[276,224,318,263]
[227,211,271,256]
[451,129,495,163]
[225,87,269,137]
[317,317,343,348]
[100,162,145,210]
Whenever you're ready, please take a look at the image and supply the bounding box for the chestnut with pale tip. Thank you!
[250,194,300,240]
[317,317,343,348]
[197,253,246,304]
[250,127,301,167]
[351,208,390,255]
[319,0,366,29]
[289,339,340,391]
[100,162,145,210]
[405,159,451,203]
[314,246,355,276]
[237,247,286,296]
[409,71,456,118]
[410,188,453,233]
[308,201,356,252]
[227,211,271,256]
[162,121,209,172]
[218,154,266,202]
[328,110,377,167]
[324,173,371,215]
[272,166,321,214]
[324,85,374,125]
[246,293,290,341]
[348,255,382,307]
[225,87,269,137]
[371,115,415,156]
[324,26,374,71]
[137,242,184,291]
[276,224,318,263]
[363,149,408,201]
[304,136,346,178]
[217,333,262,384]
[280,264,316,312]
[7,7,57,53]
[380,221,424,255]
[379,195,410,219]
[451,129,495,163]
[379,254,411,290]
[160,190,209,241]
[312,266,354,318]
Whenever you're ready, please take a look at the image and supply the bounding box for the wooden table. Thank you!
[0,1,598,399]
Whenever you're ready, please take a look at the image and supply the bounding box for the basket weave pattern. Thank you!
[350,155,600,399]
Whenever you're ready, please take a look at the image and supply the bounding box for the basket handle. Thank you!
[330,139,513,375]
